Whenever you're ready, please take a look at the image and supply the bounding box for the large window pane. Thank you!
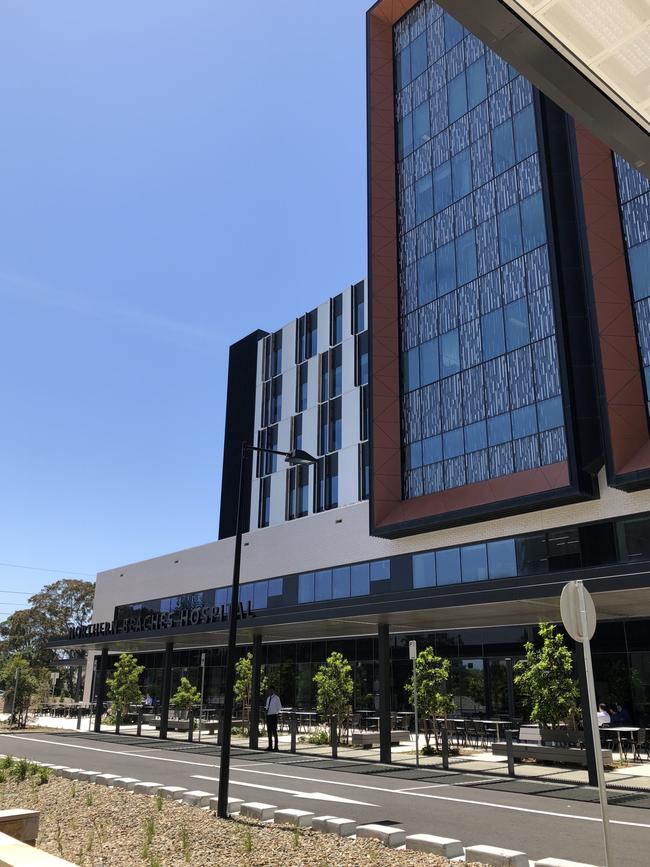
[505,298,530,351]
[511,404,537,438]
[298,573,315,604]
[481,309,505,360]
[464,420,487,452]
[415,173,434,223]
[413,551,436,588]
[314,569,332,601]
[467,56,487,109]
[422,435,443,464]
[513,105,537,161]
[444,14,463,50]
[629,240,650,300]
[370,559,391,581]
[332,566,351,599]
[498,204,523,263]
[434,161,453,212]
[456,229,477,286]
[492,119,515,174]
[487,412,512,446]
[410,32,428,80]
[620,515,650,560]
[398,113,413,159]
[436,547,461,585]
[452,149,472,201]
[396,46,411,90]
[418,252,436,305]
[413,100,431,148]
[461,544,489,582]
[448,72,467,123]
[440,329,460,375]
[515,534,548,575]
[521,192,546,252]
[351,563,370,596]
[437,242,456,295]
[537,396,564,431]
[487,539,517,578]
[253,581,269,610]
[443,427,464,458]
[420,338,440,385]
[403,346,420,392]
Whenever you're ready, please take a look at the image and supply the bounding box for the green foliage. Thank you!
[405,647,454,749]
[0,756,14,770]
[170,677,201,713]
[11,757,30,782]
[36,765,50,785]
[514,622,579,728]
[233,652,268,734]
[0,579,94,700]
[307,729,330,745]
[106,653,144,716]
[154,791,163,812]
[313,652,353,745]
[1,655,41,727]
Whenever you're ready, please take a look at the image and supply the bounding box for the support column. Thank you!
[249,635,262,750]
[575,646,598,786]
[93,648,108,733]
[505,658,516,720]
[159,642,174,740]
[378,623,391,764]
[483,658,493,717]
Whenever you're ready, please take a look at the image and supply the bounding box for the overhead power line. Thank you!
[0,562,94,577]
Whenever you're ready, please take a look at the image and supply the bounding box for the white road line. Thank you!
[396,784,448,792]
[191,774,378,806]
[4,735,650,830]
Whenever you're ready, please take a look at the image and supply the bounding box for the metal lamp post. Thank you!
[216,444,317,819]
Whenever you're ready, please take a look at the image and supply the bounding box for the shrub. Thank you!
[11,758,30,782]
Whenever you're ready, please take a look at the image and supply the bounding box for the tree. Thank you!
[405,647,454,751]
[313,652,353,745]
[1,654,40,728]
[106,653,144,716]
[0,579,94,699]
[171,677,201,718]
[234,652,267,733]
[514,622,579,728]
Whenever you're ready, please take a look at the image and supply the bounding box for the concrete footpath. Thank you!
[1,730,650,865]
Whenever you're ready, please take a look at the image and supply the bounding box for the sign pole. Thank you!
[576,581,613,867]
[198,652,206,743]
[409,640,419,768]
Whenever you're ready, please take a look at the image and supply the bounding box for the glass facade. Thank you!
[394,1,567,499]
[614,154,650,419]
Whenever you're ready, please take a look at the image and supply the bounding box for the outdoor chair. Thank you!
[633,727,649,762]
[465,718,479,748]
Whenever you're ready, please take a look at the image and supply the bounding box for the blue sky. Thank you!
[0,0,369,617]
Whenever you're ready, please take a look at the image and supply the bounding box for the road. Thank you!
[1,731,648,865]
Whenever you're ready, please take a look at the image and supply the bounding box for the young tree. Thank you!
[405,647,454,751]
[170,677,201,718]
[106,653,144,717]
[313,652,353,745]
[514,621,579,728]
[233,652,267,733]
[1,654,40,728]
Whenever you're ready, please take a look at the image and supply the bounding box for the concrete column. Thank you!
[483,658,493,717]
[158,642,174,740]
[93,648,109,733]
[249,635,262,750]
[505,657,516,720]
[378,623,391,764]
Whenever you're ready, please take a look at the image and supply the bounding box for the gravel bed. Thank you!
[0,775,489,866]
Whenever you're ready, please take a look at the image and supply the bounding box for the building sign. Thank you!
[67,601,254,641]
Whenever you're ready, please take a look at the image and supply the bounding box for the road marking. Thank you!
[191,774,378,806]
[396,784,448,792]
[4,735,650,830]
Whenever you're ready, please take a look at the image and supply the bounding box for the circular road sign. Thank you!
[560,581,596,643]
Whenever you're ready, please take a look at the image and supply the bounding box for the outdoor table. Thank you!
[481,720,508,740]
[602,726,640,759]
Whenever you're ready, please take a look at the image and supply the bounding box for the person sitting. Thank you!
[611,704,631,724]
[597,703,611,726]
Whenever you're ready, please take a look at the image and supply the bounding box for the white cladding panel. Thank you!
[281,321,296,375]
[306,355,319,408]
[269,470,286,526]
[302,406,319,458]
[282,367,296,423]
[342,389,360,450]
[338,444,359,507]
[341,336,356,395]
[316,301,330,355]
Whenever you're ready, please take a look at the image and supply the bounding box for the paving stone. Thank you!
[240,802,277,821]
[208,796,243,815]
[158,786,187,800]
[534,859,600,867]
[181,790,214,807]
[311,815,336,832]
[357,823,406,847]
[132,782,164,795]
[465,844,529,867]
[94,774,121,786]
[319,817,356,837]
[273,808,314,828]
[112,777,140,791]
[75,771,101,783]
[59,768,82,779]
[405,833,464,857]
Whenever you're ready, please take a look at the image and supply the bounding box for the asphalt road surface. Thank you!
[1,732,648,866]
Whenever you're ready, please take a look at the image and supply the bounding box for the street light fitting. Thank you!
[285,448,318,466]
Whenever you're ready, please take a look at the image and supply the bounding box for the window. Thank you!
[512,405,537,439]
[318,403,328,456]
[270,376,282,423]
[448,72,467,123]
[315,453,338,512]
[467,56,487,109]
[521,192,546,252]
[513,105,537,162]
[436,547,461,585]
[268,578,283,597]
[547,528,581,570]
[410,32,428,80]
[351,562,370,595]
[505,298,530,351]
[456,229,477,286]
[416,173,434,223]
[356,331,369,386]
[487,539,517,578]
[492,119,515,175]
[370,559,390,580]
[498,204,523,263]
[287,465,309,521]
[259,476,271,528]
[315,569,332,601]
[296,310,318,363]
[403,346,420,392]
[461,544,488,581]
[298,572,315,604]
[253,581,268,611]
[296,362,308,412]
[329,397,342,452]
[434,161,453,213]
[320,352,329,403]
[418,253,436,305]
[537,397,564,431]
[291,414,303,451]
[413,551,435,588]
[321,347,342,400]
[271,330,282,377]
[352,281,365,333]
[405,441,423,469]
[332,566,351,599]
[420,338,439,385]
[262,335,272,381]
[331,294,343,345]
[620,515,650,560]
[437,241,456,295]
[629,240,650,300]
[360,384,369,441]
[422,435,442,464]
[413,101,430,148]
[443,428,464,458]
[452,150,472,202]
[261,380,271,428]
[440,329,460,376]
[359,441,370,500]
[444,14,463,50]
[398,113,413,159]
[258,425,278,475]
[487,413,511,446]
[396,46,411,91]
[464,420,487,452]
[516,533,548,575]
